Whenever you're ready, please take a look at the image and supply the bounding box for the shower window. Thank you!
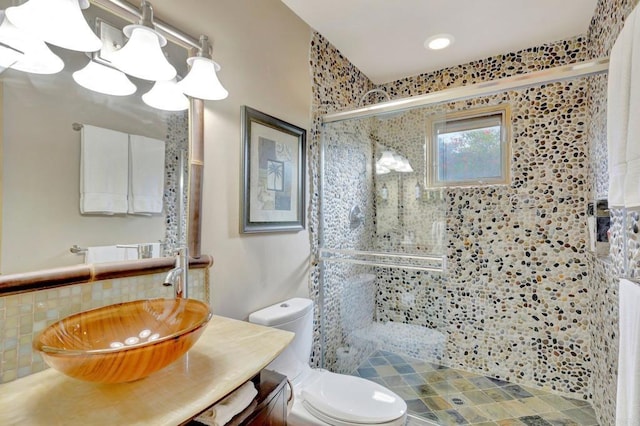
[428,105,511,187]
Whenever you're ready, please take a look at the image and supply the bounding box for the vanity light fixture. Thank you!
[2,0,231,103]
[0,42,23,72]
[178,35,228,100]
[72,58,136,96]
[0,11,63,75]
[395,155,414,173]
[142,78,189,111]
[109,0,176,81]
[376,164,390,175]
[0,12,24,71]
[378,151,399,169]
[5,0,102,52]
[377,150,413,173]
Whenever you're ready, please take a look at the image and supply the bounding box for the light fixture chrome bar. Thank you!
[90,0,200,50]
[322,58,609,123]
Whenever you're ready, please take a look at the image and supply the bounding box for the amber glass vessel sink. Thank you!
[33,298,212,383]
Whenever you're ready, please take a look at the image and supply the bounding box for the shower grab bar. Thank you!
[319,248,445,272]
[319,256,444,273]
[320,248,444,262]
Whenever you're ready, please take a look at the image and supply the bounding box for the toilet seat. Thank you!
[300,370,406,425]
[302,402,403,426]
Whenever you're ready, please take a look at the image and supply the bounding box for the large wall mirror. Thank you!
[0,0,203,278]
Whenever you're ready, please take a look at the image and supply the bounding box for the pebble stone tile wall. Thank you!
[312,30,598,399]
[0,268,208,384]
[587,0,640,424]
[310,0,640,425]
[163,112,190,255]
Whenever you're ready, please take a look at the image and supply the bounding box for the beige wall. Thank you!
[151,0,313,319]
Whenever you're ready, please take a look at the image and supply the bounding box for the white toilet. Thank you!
[249,298,407,426]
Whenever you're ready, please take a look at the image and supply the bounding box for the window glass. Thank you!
[429,106,510,187]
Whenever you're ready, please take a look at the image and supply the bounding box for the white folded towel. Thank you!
[607,10,636,207]
[80,125,129,214]
[119,245,140,261]
[624,6,640,207]
[616,278,640,425]
[195,381,258,426]
[128,134,165,215]
[114,242,162,260]
[84,245,126,264]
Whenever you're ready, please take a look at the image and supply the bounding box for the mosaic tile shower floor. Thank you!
[352,351,599,426]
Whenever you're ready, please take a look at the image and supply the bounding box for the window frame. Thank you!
[426,104,511,188]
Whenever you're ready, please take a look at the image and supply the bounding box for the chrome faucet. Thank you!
[163,247,189,298]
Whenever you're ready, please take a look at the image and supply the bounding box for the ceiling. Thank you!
[280,0,599,84]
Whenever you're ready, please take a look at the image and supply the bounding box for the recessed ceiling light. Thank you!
[424,34,454,50]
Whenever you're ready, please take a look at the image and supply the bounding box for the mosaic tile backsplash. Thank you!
[311,1,639,424]
[0,268,208,384]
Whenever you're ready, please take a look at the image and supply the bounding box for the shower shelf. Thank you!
[319,248,445,273]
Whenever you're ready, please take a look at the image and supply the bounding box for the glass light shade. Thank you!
[73,60,136,96]
[5,0,101,52]
[142,79,189,111]
[378,151,398,169]
[396,157,414,173]
[376,163,390,175]
[178,56,228,100]
[0,44,22,70]
[110,25,176,82]
[0,12,63,74]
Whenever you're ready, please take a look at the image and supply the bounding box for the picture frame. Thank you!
[241,106,306,233]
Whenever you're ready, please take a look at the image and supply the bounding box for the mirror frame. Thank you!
[0,0,205,295]
[188,99,204,258]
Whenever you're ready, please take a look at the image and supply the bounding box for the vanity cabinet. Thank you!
[188,369,288,426]
[0,316,294,426]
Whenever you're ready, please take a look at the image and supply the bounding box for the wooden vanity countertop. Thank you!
[0,315,294,426]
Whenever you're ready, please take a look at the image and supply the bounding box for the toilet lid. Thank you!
[301,371,406,424]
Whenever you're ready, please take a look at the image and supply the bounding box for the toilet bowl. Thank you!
[289,368,406,426]
[249,298,407,426]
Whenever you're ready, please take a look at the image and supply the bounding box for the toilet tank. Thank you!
[248,298,314,381]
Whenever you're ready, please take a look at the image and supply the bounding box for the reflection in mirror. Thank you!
[0,1,190,274]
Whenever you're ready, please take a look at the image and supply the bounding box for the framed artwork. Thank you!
[241,106,306,233]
